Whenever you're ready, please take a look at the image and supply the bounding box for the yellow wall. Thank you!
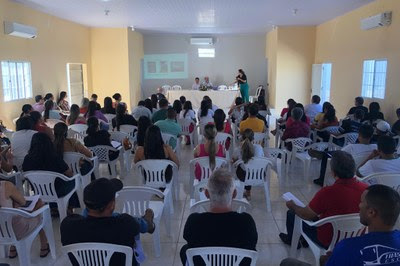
[315,0,400,122]
[266,29,277,108]
[0,0,91,127]
[128,31,144,109]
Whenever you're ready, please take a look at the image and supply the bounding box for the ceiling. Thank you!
[13,0,374,34]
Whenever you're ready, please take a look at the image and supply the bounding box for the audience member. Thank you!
[100,97,115,114]
[150,94,158,110]
[365,102,384,125]
[180,101,196,121]
[30,111,55,141]
[85,101,108,125]
[282,107,310,150]
[1,180,50,258]
[57,91,70,111]
[179,96,186,105]
[44,93,59,110]
[281,98,296,118]
[357,135,400,177]
[180,168,258,265]
[239,104,264,133]
[255,95,269,112]
[172,100,182,115]
[214,109,232,150]
[286,103,310,127]
[32,95,45,113]
[134,125,179,183]
[192,77,200,90]
[279,151,367,249]
[66,104,86,125]
[131,100,152,121]
[112,103,137,130]
[90,94,101,110]
[152,98,169,123]
[371,120,392,143]
[136,116,152,147]
[44,100,63,121]
[339,108,364,134]
[232,129,264,200]
[19,104,33,118]
[144,98,155,114]
[11,116,37,161]
[198,99,214,122]
[154,108,181,150]
[392,108,400,135]
[228,97,245,124]
[347,96,368,116]
[313,102,332,125]
[112,93,122,108]
[80,97,90,114]
[304,95,322,122]
[0,146,13,173]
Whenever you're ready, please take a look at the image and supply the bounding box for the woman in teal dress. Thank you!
[236,69,249,103]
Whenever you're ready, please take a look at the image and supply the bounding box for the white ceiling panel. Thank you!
[13,0,375,34]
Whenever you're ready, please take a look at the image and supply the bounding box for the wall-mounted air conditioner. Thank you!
[190,37,214,45]
[4,21,37,39]
[360,11,392,30]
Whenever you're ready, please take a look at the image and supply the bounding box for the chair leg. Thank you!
[305,160,311,179]
[58,198,68,222]
[290,215,302,257]
[153,225,161,257]
[16,239,33,266]
[263,182,271,212]
[42,208,57,259]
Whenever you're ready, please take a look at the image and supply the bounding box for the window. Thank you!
[361,59,387,99]
[1,61,32,102]
[198,48,215,58]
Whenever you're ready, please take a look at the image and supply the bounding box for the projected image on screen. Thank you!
[144,53,188,79]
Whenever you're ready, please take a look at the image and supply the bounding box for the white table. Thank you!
[167,90,240,109]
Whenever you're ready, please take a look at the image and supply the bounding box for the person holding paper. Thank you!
[0,181,50,258]
[279,151,368,249]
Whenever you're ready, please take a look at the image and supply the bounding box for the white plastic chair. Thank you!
[67,129,85,144]
[215,132,233,163]
[313,126,341,142]
[161,133,180,155]
[110,131,134,172]
[12,117,19,125]
[283,137,313,168]
[103,114,115,128]
[23,171,80,221]
[290,213,366,266]
[62,242,133,266]
[162,85,171,91]
[189,157,228,199]
[68,124,88,136]
[0,172,23,193]
[134,160,178,212]
[186,247,258,266]
[171,85,182,90]
[189,199,251,214]
[63,152,97,208]
[294,142,329,178]
[116,186,170,258]
[328,132,358,150]
[44,118,63,129]
[0,205,56,266]
[89,145,122,178]
[178,118,196,149]
[217,85,228,90]
[358,172,400,192]
[265,148,287,179]
[233,158,273,212]
[249,85,263,103]
[252,132,267,146]
[119,125,137,139]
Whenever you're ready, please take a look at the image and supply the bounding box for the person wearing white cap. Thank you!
[371,120,392,143]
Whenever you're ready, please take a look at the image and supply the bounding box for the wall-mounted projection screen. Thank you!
[143,53,188,79]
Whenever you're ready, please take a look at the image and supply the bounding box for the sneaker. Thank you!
[308,149,324,160]
[279,233,301,249]
[313,178,324,187]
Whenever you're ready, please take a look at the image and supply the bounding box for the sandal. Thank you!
[9,246,17,259]
[40,243,50,258]
[142,209,156,234]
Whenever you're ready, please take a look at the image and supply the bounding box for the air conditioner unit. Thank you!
[361,11,392,30]
[190,37,214,45]
[4,21,37,39]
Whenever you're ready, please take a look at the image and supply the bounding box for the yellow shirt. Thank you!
[239,117,265,133]
[314,112,325,124]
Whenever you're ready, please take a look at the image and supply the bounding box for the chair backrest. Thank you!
[63,152,84,175]
[186,247,258,266]
[12,117,19,125]
[116,186,164,216]
[135,159,177,188]
[287,137,313,152]
[161,133,177,148]
[45,119,63,128]
[68,129,85,143]
[215,133,233,151]
[359,172,400,192]
[235,158,272,185]
[171,85,182,90]
[190,199,251,214]
[119,125,137,138]
[198,118,214,136]
[162,85,171,91]
[252,132,266,146]
[88,145,117,162]
[110,131,130,143]
[265,148,285,159]
[308,142,329,152]
[0,207,27,242]
[344,133,359,145]
[323,126,341,134]
[178,118,195,134]
[68,124,88,136]
[258,110,269,119]
[62,242,133,266]
[218,85,227,90]
[190,157,228,183]
[255,86,263,97]
[104,114,116,123]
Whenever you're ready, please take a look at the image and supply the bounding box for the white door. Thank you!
[67,63,87,106]
[311,64,322,97]
[311,63,332,104]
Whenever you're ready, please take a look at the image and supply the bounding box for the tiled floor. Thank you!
[1,137,323,266]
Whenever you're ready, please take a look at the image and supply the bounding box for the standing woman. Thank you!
[236,69,249,103]
[57,91,70,111]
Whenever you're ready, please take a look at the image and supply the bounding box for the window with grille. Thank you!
[361,59,387,99]
[1,61,32,102]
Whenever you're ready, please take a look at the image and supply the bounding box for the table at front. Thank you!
[166,90,240,109]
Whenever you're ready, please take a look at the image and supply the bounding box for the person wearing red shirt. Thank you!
[279,151,368,249]
[282,107,310,151]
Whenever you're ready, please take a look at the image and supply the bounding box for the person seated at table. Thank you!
[32,95,45,113]
[154,108,182,150]
[152,98,169,123]
[172,100,182,115]
[57,91,70,112]
[201,76,213,89]
[100,97,115,114]
[43,100,63,121]
[192,77,200,90]
[228,97,245,124]
[19,104,33,118]
[112,93,122,109]
[66,104,86,126]
[214,109,232,150]
[304,95,322,123]
[281,107,310,151]
[198,100,214,123]
[239,104,265,134]
[90,94,101,110]
[80,97,90,114]
[112,103,137,130]
[193,124,225,181]
[131,100,152,121]
[30,111,55,141]
[134,125,179,184]
[1,180,50,258]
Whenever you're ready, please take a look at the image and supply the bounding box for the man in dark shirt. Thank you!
[180,169,258,265]
[61,178,141,266]
[152,98,169,123]
[347,96,368,116]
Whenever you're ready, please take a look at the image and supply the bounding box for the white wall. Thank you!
[142,34,267,98]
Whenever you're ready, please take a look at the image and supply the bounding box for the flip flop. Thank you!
[8,247,17,259]
[40,243,50,258]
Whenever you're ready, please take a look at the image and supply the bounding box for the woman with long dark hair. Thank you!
[101,97,116,114]
[43,100,63,121]
[365,101,385,125]
[20,104,33,118]
[235,69,249,103]
[57,91,70,111]
[112,93,122,108]
[198,100,214,122]
[173,100,182,115]
[180,101,196,121]
[213,109,232,150]
[136,116,152,147]
[112,103,137,130]
[85,101,108,124]
[134,125,179,183]
[150,94,158,110]
[66,104,86,125]
[144,99,155,114]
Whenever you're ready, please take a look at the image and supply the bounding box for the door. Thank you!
[67,63,86,106]
[311,63,332,104]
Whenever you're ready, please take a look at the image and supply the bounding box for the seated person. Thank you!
[11,116,37,160]
[136,116,152,147]
[30,111,55,141]
[239,104,265,134]
[85,101,108,124]
[281,107,310,151]
[134,125,179,184]
[213,109,232,150]
[364,101,384,125]
[279,151,368,249]
[347,96,368,116]
[180,101,196,121]
[154,108,182,150]
[100,97,116,114]
[0,146,14,173]
[20,104,33,118]
[228,97,245,124]
[339,109,364,134]
[61,178,153,266]
[112,93,122,109]
[304,95,322,123]
[80,97,90,114]
[43,100,64,121]
[66,104,86,125]
[313,102,332,126]
[172,100,182,115]
[285,103,310,127]
[131,100,152,121]
[311,124,376,186]
[198,100,214,123]
[312,105,339,142]
[280,98,296,118]
[112,103,137,130]
[180,168,258,266]
[371,120,392,143]
[1,180,50,258]
[232,129,264,200]
[203,96,218,112]
[193,124,225,181]
[152,98,169,123]
[255,95,270,114]
[241,103,268,128]
[57,91,70,112]
[90,94,101,110]
[201,76,213,89]
[180,96,186,105]
[32,95,45,113]
[392,107,400,135]
[357,135,400,177]
[192,77,200,90]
